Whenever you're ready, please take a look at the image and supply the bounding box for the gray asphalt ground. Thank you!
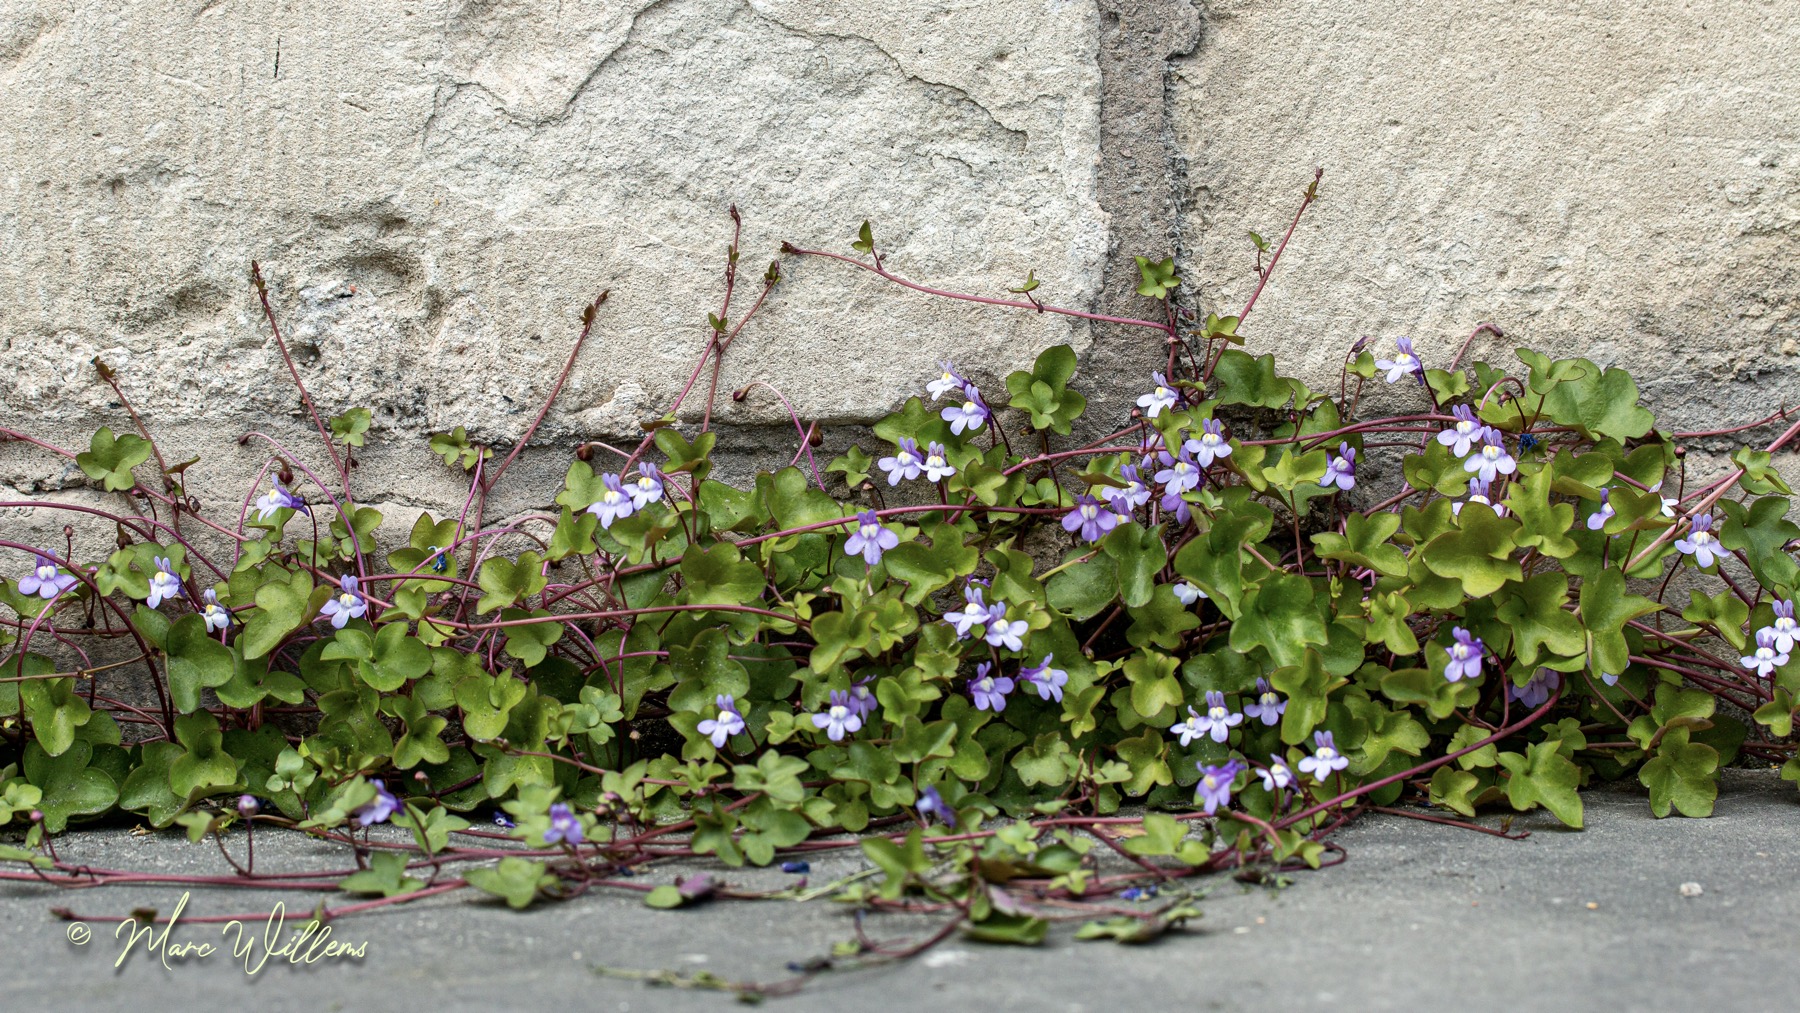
[6,769,1798,1013]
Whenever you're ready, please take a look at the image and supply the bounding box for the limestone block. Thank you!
[1175,0,1800,430]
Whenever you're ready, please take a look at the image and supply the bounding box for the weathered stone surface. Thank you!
[1174,0,1800,431]
[1,0,1104,487]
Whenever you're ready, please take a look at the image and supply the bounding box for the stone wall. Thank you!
[4,0,1798,546]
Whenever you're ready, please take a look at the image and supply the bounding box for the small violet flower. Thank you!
[201,588,232,632]
[941,383,990,435]
[17,553,77,599]
[981,601,1028,651]
[1103,464,1151,513]
[968,662,1016,712]
[922,441,957,483]
[1649,481,1679,519]
[1171,581,1208,606]
[1454,477,1508,517]
[917,784,956,828]
[1194,690,1243,743]
[1586,488,1614,531]
[926,361,965,401]
[1760,600,1799,654]
[1170,706,1207,747]
[847,677,879,720]
[1510,669,1562,709]
[1436,405,1487,458]
[146,556,182,609]
[1464,431,1517,484]
[844,509,900,566]
[1258,755,1295,793]
[1155,450,1203,496]
[1741,629,1789,680]
[1674,513,1721,568]
[696,694,746,748]
[586,473,636,529]
[1020,655,1068,703]
[1444,626,1485,682]
[355,780,399,827]
[780,861,811,874]
[253,478,308,521]
[544,802,584,846]
[943,583,991,639]
[1137,371,1180,418]
[626,463,665,509]
[811,690,864,742]
[1374,337,1424,384]
[1195,759,1243,815]
[319,575,367,629]
[1320,443,1356,491]
[1243,679,1286,726]
[1185,418,1232,468]
[1160,487,1193,526]
[1297,731,1350,783]
[878,437,925,485]
[1063,494,1120,544]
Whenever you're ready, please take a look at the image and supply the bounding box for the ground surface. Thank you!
[7,770,1797,1012]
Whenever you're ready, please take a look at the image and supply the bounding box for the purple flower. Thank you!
[922,442,957,483]
[1195,690,1243,743]
[253,478,308,521]
[1160,488,1193,526]
[626,463,665,509]
[1674,513,1721,568]
[1185,418,1233,468]
[1742,629,1789,679]
[1169,706,1206,747]
[1761,600,1798,654]
[1063,494,1120,544]
[237,794,260,816]
[1171,581,1207,606]
[926,361,966,401]
[968,662,1016,712]
[943,583,991,639]
[1454,477,1508,517]
[1374,337,1423,384]
[811,690,864,741]
[1257,755,1295,793]
[1444,626,1485,682]
[917,784,956,828]
[1510,669,1562,709]
[847,677,879,720]
[844,509,900,566]
[941,383,990,435]
[878,437,925,485]
[17,553,76,600]
[1155,450,1203,496]
[545,802,584,845]
[981,601,1028,651]
[491,811,516,829]
[1195,759,1243,815]
[1464,431,1517,484]
[697,694,746,748]
[585,473,636,529]
[1020,655,1068,703]
[318,575,368,628]
[146,556,182,609]
[1586,488,1614,531]
[355,780,399,826]
[780,861,811,874]
[1243,679,1286,726]
[1436,405,1487,458]
[1320,443,1356,491]
[1297,731,1349,783]
[1103,464,1151,513]
[1650,481,1679,519]
[1137,371,1181,418]
[200,588,232,632]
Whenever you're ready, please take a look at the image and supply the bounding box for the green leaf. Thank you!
[75,426,152,491]
[1498,740,1582,828]
[1493,573,1585,668]
[1311,512,1408,578]
[169,712,241,798]
[240,569,316,660]
[1419,504,1522,598]
[165,614,235,713]
[339,851,425,897]
[23,741,119,833]
[465,857,556,909]
[1638,727,1719,818]
[964,913,1049,946]
[476,551,547,615]
[679,542,766,607]
[329,407,372,447]
[1133,255,1179,299]
[1230,574,1328,668]
[1102,523,1166,609]
[1578,568,1662,677]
